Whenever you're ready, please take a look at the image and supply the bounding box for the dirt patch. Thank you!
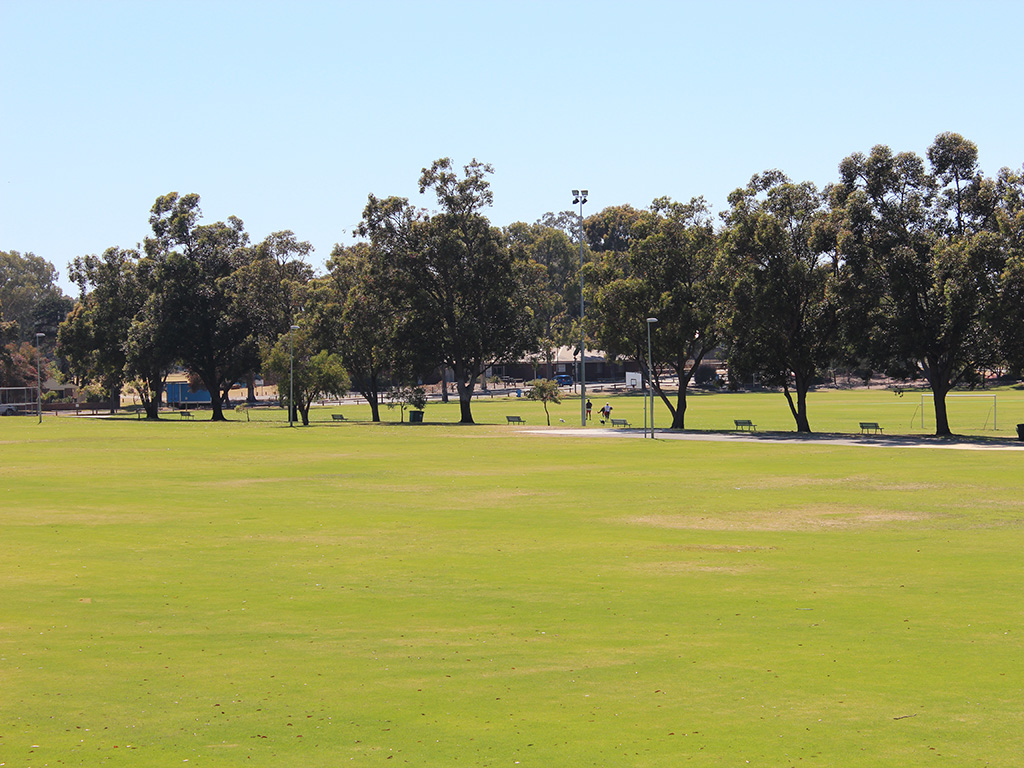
[634,561,756,575]
[625,507,929,532]
[653,544,777,552]
[731,476,942,492]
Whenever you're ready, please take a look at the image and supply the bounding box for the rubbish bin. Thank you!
[409,410,424,424]
[1016,423,1024,441]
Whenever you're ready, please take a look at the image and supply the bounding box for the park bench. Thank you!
[859,421,883,435]
[178,410,193,420]
[506,415,525,425]
[734,419,756,431]
[610,418,631,428]
[331,413,346,421]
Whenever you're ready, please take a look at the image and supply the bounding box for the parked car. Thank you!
[554,374,574,386]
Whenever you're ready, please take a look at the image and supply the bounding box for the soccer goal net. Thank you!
[0,387,39,414]
[914,393,998,430]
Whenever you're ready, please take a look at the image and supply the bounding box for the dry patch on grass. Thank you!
[653,544,777,553]
[634,561,757,575]
[625,507,929,532]
[244,532,375,547]
[208,472,359,487]
[4,508,156,526]
[730,476,943,493]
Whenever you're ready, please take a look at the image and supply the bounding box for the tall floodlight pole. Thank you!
[289,324,299,427]
[35,332,44,424]
[646,318,657,438]
[572,190,588,426]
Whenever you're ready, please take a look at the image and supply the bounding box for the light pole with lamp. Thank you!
[35,332,44,424]
[646,318,657,438]
[572,189,588,426]
[288,324,299,427]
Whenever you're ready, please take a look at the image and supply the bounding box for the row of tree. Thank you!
[3,133,1022,435]
[590,132,1024,436]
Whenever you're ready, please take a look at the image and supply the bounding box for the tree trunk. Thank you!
[668,386,685,429]
[107,384,121,415]
[141,387,160,420]
[669,353,704,430]
[926,358,953,436]
[782,378,812,433]
[355,371,382,422]
[139,370,164,419]
[458,397,474,424]
[932,392,952,436]
[201,370,227,421]
[454,364,476,424]
[246,373,257,404]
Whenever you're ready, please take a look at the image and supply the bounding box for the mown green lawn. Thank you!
[2,399,1023,766]
[238,384,1024,438]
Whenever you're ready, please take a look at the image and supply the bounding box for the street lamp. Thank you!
[35,332,44,424]
[572,189,588,426]
[289,324,299,427]
[646,318,657,438]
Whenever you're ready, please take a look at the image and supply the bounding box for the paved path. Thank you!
[528,427,1024,451]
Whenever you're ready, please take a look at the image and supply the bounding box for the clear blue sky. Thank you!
[3,0,1022,296]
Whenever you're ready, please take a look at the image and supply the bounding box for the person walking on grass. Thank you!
[586,399,593,420]
[600,402,612,423]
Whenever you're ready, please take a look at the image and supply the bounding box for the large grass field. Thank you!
[2,391,1023,766]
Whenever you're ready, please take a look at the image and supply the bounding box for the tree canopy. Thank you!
[15,137,1024,434]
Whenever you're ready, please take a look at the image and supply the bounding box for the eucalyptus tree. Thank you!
[721,172,841,433]
[143,192,261,421]
[60,247,177,417]
[590,197,723,429]
[505,221,577,377]
[357,158,537,424]
[584,204,643,254]
[311,242,406,422]
[0,250,72,341]
[831,136,1009,435]
[232,230,314,400]
[59,248,139,410]
[994,165,1024,375]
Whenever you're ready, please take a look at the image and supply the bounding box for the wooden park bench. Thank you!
[331,413,346,421]
[506,415,525,425]
[859,421,883,435]
[734,419,756,431]
[178,410,194,420]
[610,418,631,428]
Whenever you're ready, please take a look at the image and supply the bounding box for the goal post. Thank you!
[918,392,997,430]
[0,386,39,414]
